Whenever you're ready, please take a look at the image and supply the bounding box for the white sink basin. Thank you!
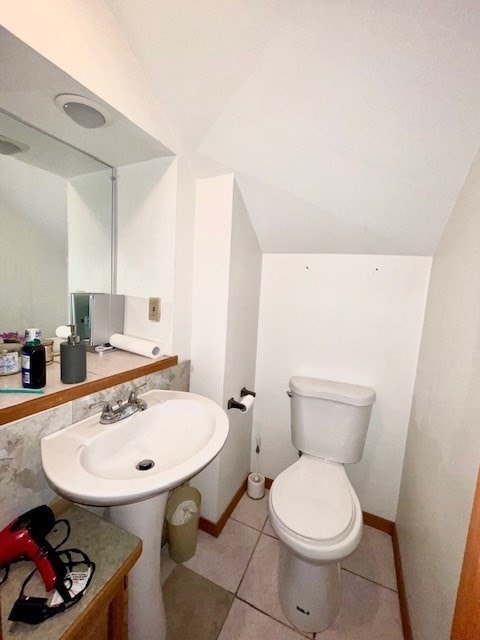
[41,389,229,506]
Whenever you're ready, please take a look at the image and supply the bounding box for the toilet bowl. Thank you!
[269,456,362,563]
[268,376,375,633]
[268,456,363,632]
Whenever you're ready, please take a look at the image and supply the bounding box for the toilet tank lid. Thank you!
[289,377,376,407]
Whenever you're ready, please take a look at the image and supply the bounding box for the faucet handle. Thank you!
[89,400,113,413]
[111,395,127,407]
[128,383,147,404]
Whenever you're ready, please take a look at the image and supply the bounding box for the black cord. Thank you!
[18,520,93,599]
[57,549,96,608]
[18,547,95,607]
[7,515,96,625]
[18,566,38,598]
[52,519,71,550]
[0,564,10,586]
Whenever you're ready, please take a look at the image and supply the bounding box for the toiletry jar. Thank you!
[0,343,22,376]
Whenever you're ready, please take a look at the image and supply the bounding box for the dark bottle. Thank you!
[21,339,46,389]
[60,324,86,384]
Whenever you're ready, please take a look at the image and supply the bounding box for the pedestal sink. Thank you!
[41,389,229,640]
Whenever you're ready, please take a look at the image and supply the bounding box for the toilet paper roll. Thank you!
[109,334,163,359]
[239,394,255,413]
[247,473,265,500]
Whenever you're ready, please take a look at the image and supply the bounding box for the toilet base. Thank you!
[278,543,341,633]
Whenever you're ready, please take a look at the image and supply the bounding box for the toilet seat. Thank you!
[269,455,362,562]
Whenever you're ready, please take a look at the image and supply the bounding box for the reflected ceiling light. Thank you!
[54,94,112,129]
[0,135,29,155]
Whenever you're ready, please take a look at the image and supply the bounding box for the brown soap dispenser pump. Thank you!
[60,324,86,384]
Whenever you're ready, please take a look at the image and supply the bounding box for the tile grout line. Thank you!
[342,566,399,594]
[233,518,266,596]
[261,522,277,539]
[222,508,398,638]
[235,595,311,639]
[230,513,313,640]
[168,499,401,640]
[230,516,398,594]
[230,515,267,534]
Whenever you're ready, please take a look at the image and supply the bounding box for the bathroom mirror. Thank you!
[0,26,172,342]
[0,109,113,338]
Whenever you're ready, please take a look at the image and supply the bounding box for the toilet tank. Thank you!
[289,377,376,464]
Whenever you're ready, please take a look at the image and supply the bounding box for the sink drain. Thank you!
[136,459,155,471]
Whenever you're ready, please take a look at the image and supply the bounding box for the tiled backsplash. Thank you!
[0,362,190,528]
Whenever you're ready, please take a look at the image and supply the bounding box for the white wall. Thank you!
[189,175,234,520]
[116,157,177,352]
[189,175,234,404]
[254,254,431,521]
[172,156,196,361]
[0,156,67,337]
[68,170,112,294]
[219,183,262,515]
[190,176,262,522]
[396,147,480,640]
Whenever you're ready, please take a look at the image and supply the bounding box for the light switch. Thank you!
[149,297,161,322]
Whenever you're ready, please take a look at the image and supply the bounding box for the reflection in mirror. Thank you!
[0,109,112,338]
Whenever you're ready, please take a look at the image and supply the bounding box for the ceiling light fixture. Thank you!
[54,94,112,129]
[0,135,29,155]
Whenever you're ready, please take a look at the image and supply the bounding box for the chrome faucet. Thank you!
[90,383,148,424]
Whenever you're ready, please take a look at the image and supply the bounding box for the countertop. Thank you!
[0,505,141,640]
[0,350,178,424]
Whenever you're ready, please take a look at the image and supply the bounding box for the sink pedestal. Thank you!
[110,493,168,640]
[42,390,229,640]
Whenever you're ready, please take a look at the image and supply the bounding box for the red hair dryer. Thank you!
[0,505,66,592]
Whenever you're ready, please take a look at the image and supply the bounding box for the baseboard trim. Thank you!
[362,510,395,536]
[392,525,413,640]
[199,477,248,538]
[362,512,411,640]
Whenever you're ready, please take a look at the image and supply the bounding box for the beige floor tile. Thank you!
[342,525,397,591]
[219,598,306,640]
[164,565,234,640]
[231,490,269,531]
[315,570,403,640]
[237,534,313,637]
[263,515,278,538]
[237,534,287,624]
[183,518,260,592]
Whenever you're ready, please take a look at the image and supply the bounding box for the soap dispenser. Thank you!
[60,324,86,384]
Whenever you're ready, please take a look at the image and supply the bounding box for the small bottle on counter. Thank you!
[60,324,86,384]
[21,328,46,389]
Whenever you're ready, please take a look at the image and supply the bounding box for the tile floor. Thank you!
[161,491,404,640]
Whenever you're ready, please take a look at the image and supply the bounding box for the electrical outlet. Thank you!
[148,297,161,322]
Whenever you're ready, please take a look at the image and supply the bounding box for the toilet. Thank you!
[268,376,376,633]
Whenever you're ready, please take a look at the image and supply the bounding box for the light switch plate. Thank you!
[149,297,161,322]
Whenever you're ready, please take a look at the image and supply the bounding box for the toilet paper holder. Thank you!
[227,387,256,411]
[227,398,245,411]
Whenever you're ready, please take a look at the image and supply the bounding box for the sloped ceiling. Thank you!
[106,0,480,255]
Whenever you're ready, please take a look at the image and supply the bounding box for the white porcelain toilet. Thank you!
[268,376,376,633]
